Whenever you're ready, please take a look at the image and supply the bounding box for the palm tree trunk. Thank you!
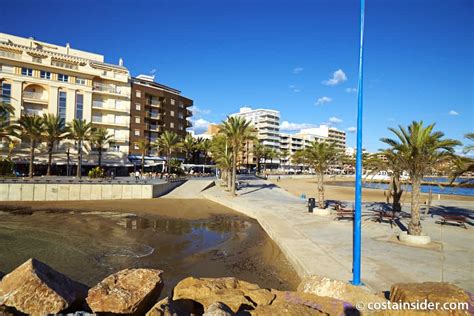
[409,176,422,235]
[231,149,237,196]
[317,171,325,209]
[391,173,402,212]
[46,142,53,176]
[77,140,82,178]
[141,153,145,174]
[227,168,232,191]
[167,149,171,173]
[29,139,35,178]
[98,147,102,168]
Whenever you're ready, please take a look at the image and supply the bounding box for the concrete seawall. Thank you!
[0,180,185,201]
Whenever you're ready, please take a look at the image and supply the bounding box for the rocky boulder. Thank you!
[203,302,234,316]
[173,277,275,313]
[86,268,163,315]
[0,258,89,316]
[390,282,471,314]
[298,275,385,307]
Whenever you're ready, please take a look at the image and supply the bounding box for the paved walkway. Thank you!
[163,178,215,199]
[201,176,474,292]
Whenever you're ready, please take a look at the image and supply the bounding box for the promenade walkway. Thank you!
[201,176,474,292]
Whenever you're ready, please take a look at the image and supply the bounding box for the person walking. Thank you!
[135,170,140,181]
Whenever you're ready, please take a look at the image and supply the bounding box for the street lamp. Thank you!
[353,0,366,286]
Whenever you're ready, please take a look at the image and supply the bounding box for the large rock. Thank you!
[0,258,88,316]
[263,290,351,315]
[298,275,385,307]
[146,297,175,316]
[87,268,163,315]
[390,282,471,314]
[203,302,234,316]
[173,277,275,313]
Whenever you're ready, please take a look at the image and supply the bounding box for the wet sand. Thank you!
[270,178,474,203]
[0,199,300,295]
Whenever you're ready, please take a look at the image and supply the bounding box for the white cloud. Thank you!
[449,110,459,116]
[150,68,157,75]
[315,96,332,105]
[288,85,301,93]
[345,87,357,93]
[189,105,211,116]
[280,121,316,131]
[347,127,357,133]
[292,67,304,74]
[191,118,213,134]
[329,117,343,124]
[323,69,347,86]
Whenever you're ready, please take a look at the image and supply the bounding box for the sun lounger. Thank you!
[335,209,354,221]
[437,214,468,229]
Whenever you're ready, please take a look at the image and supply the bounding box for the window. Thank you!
[135,117,140,124]
[170,122,174,129]
[58,74,69,82]
[134,130,140,136]
[40,71,51,79]
[75,94,83,120]
[1,83,11,121]
[58,91,67,120]
[136,90,141,98]
[178,123,183,131]
[134,144,139,150]
[135,103,141,111]
[21,68,33,76]
[170,110,175,117]
[115,100,122,109]
[179,101,184,108]
[76,77,86,85]
[178,112,184,119]
[170,98,175,105]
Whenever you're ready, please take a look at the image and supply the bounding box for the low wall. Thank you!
[0,180,186,201]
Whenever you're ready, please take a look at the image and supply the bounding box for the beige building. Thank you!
[0,33,131,166]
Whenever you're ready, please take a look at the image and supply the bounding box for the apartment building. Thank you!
[0,33,131,166]
[129,75,193,155]
[299,125,346,150]
[230,107,280,150]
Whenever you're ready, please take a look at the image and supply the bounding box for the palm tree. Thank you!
[67,119,92,178]
[136,139,149,174]
[365,150,405,212]
[220,116,253,196]
[155,131,181,173]
[252,141,265,174]
[180,133,195,163]
[42,114,67,176]
[304,141,341,209]
[91,127,113,168]
[0,93,15,141]
[199,138,212,165]
[14,115,45,178]
[210,134,233,190]
[381,121,460,235]
[261,146,273,174]
[449,132,474,185]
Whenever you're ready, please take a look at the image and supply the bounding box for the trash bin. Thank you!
[308,197,316,213]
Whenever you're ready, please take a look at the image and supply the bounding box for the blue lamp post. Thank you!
[353,0,366,286]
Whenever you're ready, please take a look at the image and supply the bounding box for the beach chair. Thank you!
[372,210,399,228]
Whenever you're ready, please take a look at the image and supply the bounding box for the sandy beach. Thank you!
[270,177,474,203]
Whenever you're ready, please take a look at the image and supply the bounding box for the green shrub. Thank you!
[0,158,14,176]
[88,166,105,178]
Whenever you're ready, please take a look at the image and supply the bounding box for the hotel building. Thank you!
[0,33,131,167]
[129,75,193,155]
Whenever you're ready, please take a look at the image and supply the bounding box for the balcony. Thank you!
[0,65,14,74]
[0,50,21,60]
[145,124,162,132]
[92,100,129,113]
[92,117,128,127]
[185,109,192,116]
[93,83,129,97]
[22,109,44,116]
[186,120,192,128]
[145,99,162,108]
[146,112,162,120]
[23,90,48,104]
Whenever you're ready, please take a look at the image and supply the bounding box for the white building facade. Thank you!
[0,33,131,165]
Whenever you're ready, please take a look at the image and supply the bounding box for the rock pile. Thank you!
[0,258,472,315]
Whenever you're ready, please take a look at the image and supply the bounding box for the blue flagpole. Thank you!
[353,0,365,286]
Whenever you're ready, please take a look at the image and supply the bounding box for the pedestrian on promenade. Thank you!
[135,170,140,181]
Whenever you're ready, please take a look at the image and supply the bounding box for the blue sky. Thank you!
[2,0,472,151]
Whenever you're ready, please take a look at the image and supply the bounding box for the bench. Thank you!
[373,210,399,228]
[335,209,354,221]
[437,214,468,229]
